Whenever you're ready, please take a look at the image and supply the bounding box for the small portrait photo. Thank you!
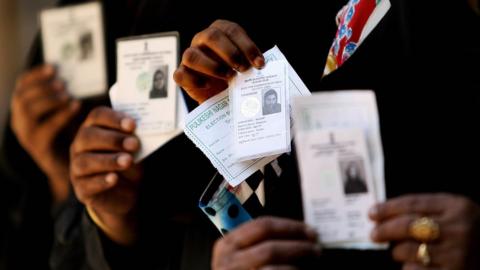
[340,158,368,195]
[262,88,281,116]
[150,65,168,99]
[78,31,94,61]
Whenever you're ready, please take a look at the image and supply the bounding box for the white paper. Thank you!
[110,82,186,162]
[116,34,178,136]
[293,90,386,249]
[40,2,107,98]
[230,60,290,161]
[184,46,311,186]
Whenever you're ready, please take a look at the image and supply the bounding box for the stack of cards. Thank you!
[40,2,107,98]
[293,90,386,249]
[230,60,290,161]
[184,46,311,186]
[110,32,185,161]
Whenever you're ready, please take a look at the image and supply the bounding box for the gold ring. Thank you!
[417,243,431,266]
[409,217,440,242]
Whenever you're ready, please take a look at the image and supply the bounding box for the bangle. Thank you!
[86,206,113,236]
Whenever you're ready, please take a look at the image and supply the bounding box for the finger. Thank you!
[174,65,228,103]
[72,173,118,203]
[402,262,441,270]
[17,79,65,102]
[16,65,55,92]
[223,217,318,250]
[393,241,442,265]
[260,266,298,270]
[371,214,419,242]
[192,27,248,71]
[369,194,447,221]
[71,152,134,178]
[232,240,321,269]
[182,47,236,80]
[72,126,140,155]
[83,106,136,133]
[210,20,264,69]
[26,92,71,120]
[38,100,81,133]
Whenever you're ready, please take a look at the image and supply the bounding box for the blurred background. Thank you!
[0,0,55,142]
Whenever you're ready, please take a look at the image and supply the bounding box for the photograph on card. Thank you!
[116,33,179,136]
[231,60,290,161]
[134,65,169,99]
[340,157,368,195]
[262,88,281,116]
[149,65,168,99]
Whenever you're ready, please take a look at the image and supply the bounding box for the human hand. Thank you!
[212,216,321,270]
[11,65,81,202]
[370,194,480,270]
[174,19,265,103]
[70,106,142,246]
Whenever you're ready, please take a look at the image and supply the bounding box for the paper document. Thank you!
[184,46,310,186]
[293,90,386,249]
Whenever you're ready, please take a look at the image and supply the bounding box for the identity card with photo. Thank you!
[229,60,290,161]
[293,90,386,249]
[115,32,178,136]
[109,82,187,162]
[40,2,107,98]
[185,46,310,187]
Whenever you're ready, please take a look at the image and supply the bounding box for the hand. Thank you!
[212,217,321,270]
[11,65,81,203]
[174,19,265,103]
[70,106,142,246]
[370,194,480,270]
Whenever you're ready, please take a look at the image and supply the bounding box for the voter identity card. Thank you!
[230,60,290,161]
[115,32,178,136]
[40,2,107,98]
[293,90,386,249]
[185,46,310,186]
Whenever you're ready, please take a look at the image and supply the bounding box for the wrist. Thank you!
[44,166,71,203]
[86,206,138,246]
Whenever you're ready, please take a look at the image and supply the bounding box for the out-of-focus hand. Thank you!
[11,65,81,202]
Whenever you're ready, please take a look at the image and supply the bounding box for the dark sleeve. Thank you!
[50,194,92,270]
[50,192,143,270]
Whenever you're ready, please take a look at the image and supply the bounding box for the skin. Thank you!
[70,106,142,246]
[175,11,480,268]
[10,64,81,203]
[174,19,265,104]
[212,217,321,270]
[175,20,323,269]
[370,194,480,270]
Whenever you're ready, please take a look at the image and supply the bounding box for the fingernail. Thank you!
[117,153,132,168]
[105,173,117,185]
[369,205,379,218]
[254,56,265,68]
[370,228,379,241]
[121,118,136,132]
[305,226,318,240]
[123,137,139,151]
